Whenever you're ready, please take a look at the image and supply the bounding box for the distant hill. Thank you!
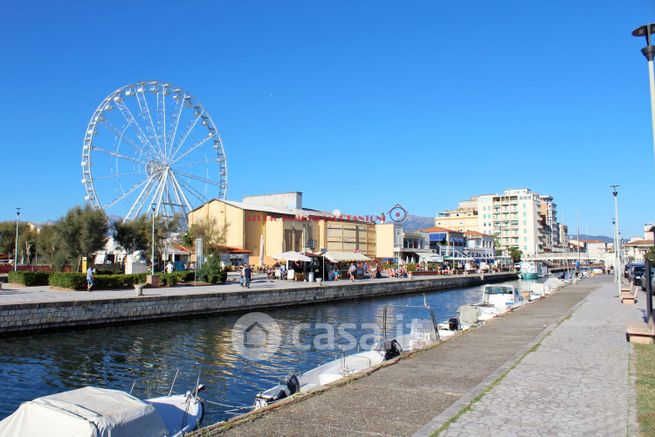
[575,234,613,243]
[402,215,434,232]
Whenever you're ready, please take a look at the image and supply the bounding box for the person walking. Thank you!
[86,264,95,292]
[166,261,174,274]
[239,265,245,287]
[348,263,356,281]
[244,265,252,288]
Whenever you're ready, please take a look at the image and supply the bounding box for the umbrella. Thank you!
[271,251,312,262]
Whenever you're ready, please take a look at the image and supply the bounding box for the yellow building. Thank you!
[434,198,480,233]
[188,192,377,266]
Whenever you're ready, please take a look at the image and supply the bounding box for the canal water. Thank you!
[0,278,533,424]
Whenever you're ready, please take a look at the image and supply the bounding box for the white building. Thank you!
[539,195,558,250]
[477,189,543,255]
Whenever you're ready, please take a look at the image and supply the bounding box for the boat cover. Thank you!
[0,386,169,437]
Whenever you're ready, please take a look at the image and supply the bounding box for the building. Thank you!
[558,223,569,247]
[477,189,544,255]
[422,226,466,257]
[436,189,571,255]
[539,195,558,250]
[188,192,377,266]
[625,224,655,262]
[463,230,495,259]
[435,198,480,233]
[376,223,436,264]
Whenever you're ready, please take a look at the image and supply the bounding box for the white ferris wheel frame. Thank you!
[81,80,227,223]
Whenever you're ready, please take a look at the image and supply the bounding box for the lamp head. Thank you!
[151,203,156,212]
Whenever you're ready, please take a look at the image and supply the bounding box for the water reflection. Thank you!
[0,279,530,424]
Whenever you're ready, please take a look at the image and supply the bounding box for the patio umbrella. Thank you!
[271,251,312,262]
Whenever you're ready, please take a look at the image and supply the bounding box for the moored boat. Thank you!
[0,385,204,437]
[518,261,543,280]
[475,284,524,321]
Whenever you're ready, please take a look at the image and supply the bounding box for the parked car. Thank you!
[640,265,655,293]
[628,263,645,286]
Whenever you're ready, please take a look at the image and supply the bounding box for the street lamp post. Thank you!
[632,23,655,162]
[151,203,156,275]
[610,186,621,292]
[14,208,21,271]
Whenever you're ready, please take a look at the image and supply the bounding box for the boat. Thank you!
[0,381,204,437]
[254,347,390,409]
[475,284,524,321]
[518,261,543,280]
[254,300,470,410]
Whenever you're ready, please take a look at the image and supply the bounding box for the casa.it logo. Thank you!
[232,312,282,361]
[388,204,408,223]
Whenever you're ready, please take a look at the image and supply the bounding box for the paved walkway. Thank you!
[433,279,640,437]
[0,273,426,305]
[196,277,601,436]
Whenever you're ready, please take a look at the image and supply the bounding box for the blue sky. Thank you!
[1,0,654,238]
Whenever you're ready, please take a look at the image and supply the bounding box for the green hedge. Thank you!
[8,271,51,286]
[49,273,149,290]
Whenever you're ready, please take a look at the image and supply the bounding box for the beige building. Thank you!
[435,197,480,233]
[188,192,377,266]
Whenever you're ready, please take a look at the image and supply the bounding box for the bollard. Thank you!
[646,259,653,321]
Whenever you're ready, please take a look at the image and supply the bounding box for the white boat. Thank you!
[518,261,545,280]
[0,384,204,437]
[254,303,466,410]
[476,284,524,321]
[254,347,388,409]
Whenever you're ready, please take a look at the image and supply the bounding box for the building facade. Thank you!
[188,193,377,266]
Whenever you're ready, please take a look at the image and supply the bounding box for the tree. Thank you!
[57,206,109,271]
[183,217,227,255]
[111,216,150,255]
[0,221,35,263]
[645,246,655,264]
[508,246,522,263]
[36,223,68,271]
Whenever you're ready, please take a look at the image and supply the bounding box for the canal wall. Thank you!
[0,273,517,335]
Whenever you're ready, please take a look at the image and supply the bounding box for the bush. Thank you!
[49,272,149,290]
[197,256,228,284]
[174,270,195,282]
[49,272,87,290]
[8,271,51,286]
[155,273,178,287]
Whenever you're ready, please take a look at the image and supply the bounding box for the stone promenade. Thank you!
[431,277,640,437]
[196,277,602,436]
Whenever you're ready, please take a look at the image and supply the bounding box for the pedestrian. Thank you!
[86,264,95,292]
[244,264,252,288]
[239,265,245,287]
[166,261,174,274]
[348,263,356,281]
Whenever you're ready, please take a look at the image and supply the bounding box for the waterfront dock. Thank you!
[0,272,516,335]
[194,276,628,437]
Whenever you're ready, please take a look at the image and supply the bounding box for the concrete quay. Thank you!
[0,272,516,335]
[433,277,639,437]
[195,277,605,437]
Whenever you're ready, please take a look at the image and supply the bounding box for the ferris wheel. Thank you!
[81,80,227,223]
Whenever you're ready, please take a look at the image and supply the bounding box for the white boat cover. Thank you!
[0,387,169,437]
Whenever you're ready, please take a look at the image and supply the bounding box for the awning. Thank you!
[271,251,312,262]
[323,251,372,263]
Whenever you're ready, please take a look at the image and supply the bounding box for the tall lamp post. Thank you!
[14,208,21,271]
[632,24,655,161]
[151,203,156,275]
[610,186,621,291]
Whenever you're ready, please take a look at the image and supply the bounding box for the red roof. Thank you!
[464,230,492,238]
[217,245,252,254]
[625,239,654,247]
[421,226,460,233]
